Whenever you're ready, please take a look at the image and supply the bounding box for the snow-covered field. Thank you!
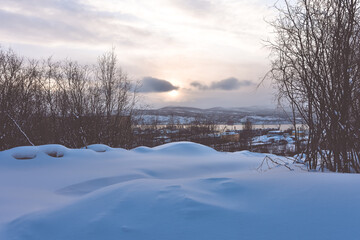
[0,142,359,240]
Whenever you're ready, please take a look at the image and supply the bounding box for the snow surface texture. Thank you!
[0,142,359,240]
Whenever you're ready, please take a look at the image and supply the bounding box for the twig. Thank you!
[257,155,294,172]
[6,112,35,146]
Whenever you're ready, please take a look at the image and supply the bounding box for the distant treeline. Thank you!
[0,47,138,150]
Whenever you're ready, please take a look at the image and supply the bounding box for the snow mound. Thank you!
[133,141,218,155]
[11,146,38,160]
[131,146,153,153]
[38,145,67,158]
[86,144,113,153]
[8,145,69,160]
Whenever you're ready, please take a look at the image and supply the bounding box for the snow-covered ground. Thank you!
[0,142,359,240]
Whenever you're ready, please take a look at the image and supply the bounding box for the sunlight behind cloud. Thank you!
[168,90,179,98]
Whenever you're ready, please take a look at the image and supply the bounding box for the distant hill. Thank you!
[136,106,296,125]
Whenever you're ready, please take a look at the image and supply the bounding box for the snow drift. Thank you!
[0,142,359,240]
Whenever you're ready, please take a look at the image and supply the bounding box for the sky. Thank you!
[0,0,278,109]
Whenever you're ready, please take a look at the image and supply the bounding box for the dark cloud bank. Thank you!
[139,77,179,93]
[191,77,255,91]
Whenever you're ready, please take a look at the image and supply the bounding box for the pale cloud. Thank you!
[0,0,277,108]
[0,0,154,47]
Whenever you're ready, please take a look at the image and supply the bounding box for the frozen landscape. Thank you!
[1,0,360,238]
[0,142,359,240]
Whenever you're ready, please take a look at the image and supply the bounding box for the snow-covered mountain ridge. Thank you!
[136,106,294,125]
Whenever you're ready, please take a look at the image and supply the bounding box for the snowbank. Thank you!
[132,141,218,155]
[0,142,359,240]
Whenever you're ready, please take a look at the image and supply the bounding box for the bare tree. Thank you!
[95,48,138,147]
[0,47,140,150]
[268,0,360,172]
[242,118,253,148]
[0,48,45,148]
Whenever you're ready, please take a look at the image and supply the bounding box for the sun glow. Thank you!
[168,90,179,98]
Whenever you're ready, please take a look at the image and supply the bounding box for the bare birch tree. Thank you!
[0,47,139,150]
[269,0,360,172]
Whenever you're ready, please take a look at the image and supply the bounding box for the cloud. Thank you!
[212,77,254,90]
[0,0,151,47]
[190,81,208,90]
[191,77,255,91]
[0,9,97,43]
[139,77,179,93]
